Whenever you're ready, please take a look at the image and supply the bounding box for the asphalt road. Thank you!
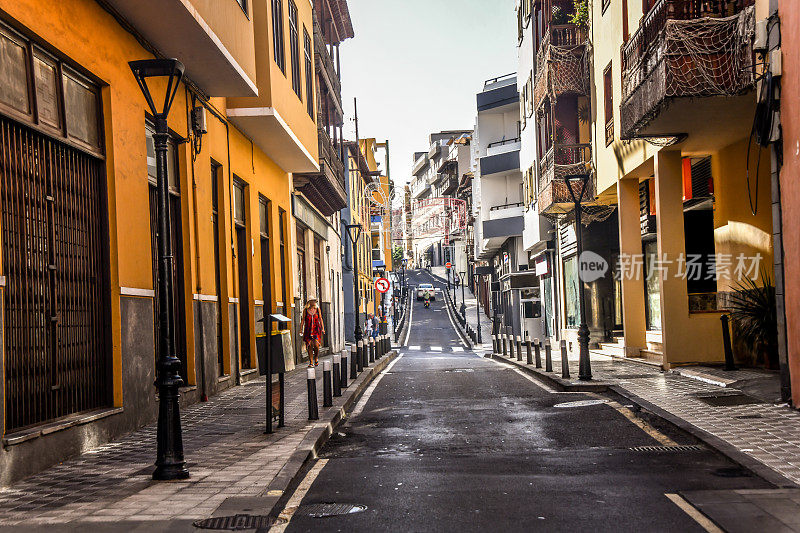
[280,270,770,532]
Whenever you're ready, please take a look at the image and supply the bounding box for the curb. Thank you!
[264,350,399,512]
[492,352,799,489]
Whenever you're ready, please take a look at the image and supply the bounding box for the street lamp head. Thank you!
[129,58,185,119]
[345,223,363,245]
[564,173,591,205]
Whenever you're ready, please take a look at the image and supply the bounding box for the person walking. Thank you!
[301,298,325,367]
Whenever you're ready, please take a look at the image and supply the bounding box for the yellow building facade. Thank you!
[0,0,317,485]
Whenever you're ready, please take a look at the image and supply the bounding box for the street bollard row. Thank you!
[534,338,542,368]
[525,333,533,365]
[332,354,341,397]
[307,367,319,420]
[545,339,553,372]
[516,335,523,362]
[560,340,570,379]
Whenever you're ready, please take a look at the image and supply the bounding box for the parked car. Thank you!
[417,283,436,301]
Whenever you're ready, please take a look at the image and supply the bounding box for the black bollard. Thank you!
[492,334,497,354]
[356,340,364,373]
[516,335,523,362]
[534,338,542,368]
[545,339,553,372]
[506,328,514,359]
[322,360,333,407]
[362,338,369,368]
[525,333,533,365]
[560,340,571,379]
[332,353,342,397]
[721,314,737,371]
[341,349,350,388]
[369,337,375,364]
[501,333,508,357]
[307,367,319,420]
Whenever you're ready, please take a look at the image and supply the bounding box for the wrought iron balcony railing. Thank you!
[314,18,341,102]
[537,142,594,215]
[620,0,756,138]
[533,24,589,111]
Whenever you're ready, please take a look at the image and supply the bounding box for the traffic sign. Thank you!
[375,277,390,293]
[445,262,452,269]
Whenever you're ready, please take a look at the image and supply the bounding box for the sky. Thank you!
[339,0,518,187]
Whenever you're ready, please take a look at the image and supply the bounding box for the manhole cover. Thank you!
[712,467,751,478]
[294,503,367,518]
[630,445,705,452]
[553,399,608,408]
[693,392,763,407]
[193,514,285,530]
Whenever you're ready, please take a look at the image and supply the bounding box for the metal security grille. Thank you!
[1,116,109,432]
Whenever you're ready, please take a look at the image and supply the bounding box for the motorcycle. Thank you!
[424,299,430,309]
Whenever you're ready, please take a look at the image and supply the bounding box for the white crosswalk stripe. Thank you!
[451,347,463,352]
[430,346,443,352]
[408,346,420,351]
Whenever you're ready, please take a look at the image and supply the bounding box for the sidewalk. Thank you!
[0,351,397,528]
[490,346,800,488]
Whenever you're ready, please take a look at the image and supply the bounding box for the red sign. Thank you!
[375,277,390,293]
[445,262,452,269]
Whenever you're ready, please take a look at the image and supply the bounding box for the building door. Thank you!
[259,196,272,333]
[1,117,110,431]
[643,239,662,331]
[234,180,251,370]
[279,208,288,316]
[147,124,187,381]
[211,162,225,376]
[296,225,307,305]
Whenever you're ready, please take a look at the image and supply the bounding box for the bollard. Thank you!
[492,334,497,354]
[362,338,369,368]
[369,337,375,364]
[341,349,350,388]
[560,340,570,379]
[356,340,364,373]
[332,353,342,397]
[544,339,553,372]
[307,367,319,420]
[534,338,542,368]
[383,334,389,356]
[721,314,737,371]
[516,335,523,362]
[501,333,508,357]
[506,328,514,359]
[322,360,333,407]
[525,333,533,365]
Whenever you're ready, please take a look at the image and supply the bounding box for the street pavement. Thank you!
[277,270,776,532]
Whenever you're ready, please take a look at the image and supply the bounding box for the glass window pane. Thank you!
[166,138,178,191]
[259,198,268,236]
[63,69,99,147]
[0,27,30,114]
[564,256,579,328]
[33,50,60,128]
[233,182,245,223]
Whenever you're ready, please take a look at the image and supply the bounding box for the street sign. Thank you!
[445,262,452,269]
[375,277,390,293]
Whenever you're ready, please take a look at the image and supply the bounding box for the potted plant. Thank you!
[728,274,779,369]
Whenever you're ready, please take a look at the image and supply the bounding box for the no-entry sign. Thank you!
[445,262,452,269]
[375,277,390,293]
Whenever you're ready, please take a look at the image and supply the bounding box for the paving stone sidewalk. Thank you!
[492,345,800,487]
[0,353,391,527]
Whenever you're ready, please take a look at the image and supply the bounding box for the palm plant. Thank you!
[728,273,778,369]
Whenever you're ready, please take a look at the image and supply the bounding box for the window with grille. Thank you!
[304,27,314,117]
[604,63,614,147]
[288,0,302,99]
[272,0,285,74]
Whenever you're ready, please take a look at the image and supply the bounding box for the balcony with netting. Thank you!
[533,24,589,112]
[537,142,597,216]
[620,0,757,143]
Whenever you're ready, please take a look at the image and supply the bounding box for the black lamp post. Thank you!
[130,58,189,481]
[565,173,592,381]
[345,224,363,342]
[402,258,408,303]
[458,271,466,318]
[473,268,483,344]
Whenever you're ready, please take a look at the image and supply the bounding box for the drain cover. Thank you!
[294,503,367,518]
[694,392,762,407]
[193,514,284,530]
[553,399,608,408]
[630,445,705,452]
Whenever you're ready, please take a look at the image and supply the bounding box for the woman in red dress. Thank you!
[301,298,325,367]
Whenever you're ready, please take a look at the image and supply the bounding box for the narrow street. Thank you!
[276,271,771,532]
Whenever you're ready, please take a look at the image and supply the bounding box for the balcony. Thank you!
[294,128,347,216]
[479,202,524,260]
[105,0,257,96]
[314,17,342,107]
[441,175,459,196]
[480,138,521,176]
[620,0,756,143]
[537,143,595,215]
[478,74,518,112]
[533,24,589,111]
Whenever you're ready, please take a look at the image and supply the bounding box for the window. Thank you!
[236,0,248,15]
[272,0,285,73]
[304,27,314,117]
[604,62,614,146]
[0,23,102,154]
[211,161,225,377]
[563,256,580,329]
[288,0,302,98]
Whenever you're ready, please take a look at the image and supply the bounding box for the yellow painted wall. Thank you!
[0,0,296,403]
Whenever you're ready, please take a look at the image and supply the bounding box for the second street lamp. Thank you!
[458,271,466,318]
[565,173,592,381]
[129,58,189,481]
[345,224,363,342]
